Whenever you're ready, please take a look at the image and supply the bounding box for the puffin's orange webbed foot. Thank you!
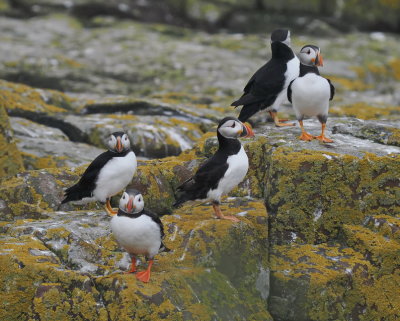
[269,111,295,127]
[136,260,153,283]
[315,135,333,143]
[105,199,117,216]
[213,204,240,222]
[299,132,314,141]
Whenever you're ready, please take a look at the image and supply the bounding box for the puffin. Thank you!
[61,131,137,215]
[110,188,169,283]
[287,45,335,142]
[231,28,300,126]
[173,117,254,222]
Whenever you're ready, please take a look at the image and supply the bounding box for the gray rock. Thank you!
[11,117,104,168]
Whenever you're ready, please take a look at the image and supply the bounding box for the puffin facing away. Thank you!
[173,117,254,222]
[231,29,300,126]
[287,45,335,142]
[111,188,169,283]
[61,132,137,215]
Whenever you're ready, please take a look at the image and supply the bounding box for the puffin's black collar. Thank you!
[117,209,143,218]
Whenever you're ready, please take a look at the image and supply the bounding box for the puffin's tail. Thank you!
[61,183,87,204]
[238,103,262,122]
[173,178,195,208]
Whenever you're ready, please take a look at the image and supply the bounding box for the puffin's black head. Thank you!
[108,131,131,153]
[217,117,254,139]
[119,188,144,214]
[271,29,291,47]
[299,44,323,67]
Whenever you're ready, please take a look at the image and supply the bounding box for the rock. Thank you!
[332,118,400,147]
[0,198,271,320]
[0,105,24,177]
[10,117,104,169]
[269,241,400,321]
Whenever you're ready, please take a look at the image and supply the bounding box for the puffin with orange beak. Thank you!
[287,45,335,142]
[111,189,169,283]
[174,117,254,222]
[61,131,137,214]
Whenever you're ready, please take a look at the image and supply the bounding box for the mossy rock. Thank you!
[0,197,271,320]
[0,105,24,177]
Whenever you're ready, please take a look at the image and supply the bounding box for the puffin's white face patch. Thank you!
[218,120,243,139]
[108,134,117,150]
[108,133,131,152]
[298,46,318,66]
[121,134,131,150]
[119,192,144,213]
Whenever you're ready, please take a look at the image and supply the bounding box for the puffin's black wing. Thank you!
[173,153,228,207]
[327,79,335,100]
[287,79,295,103]
[61,151,116,204]
[231,60,286,122]
[142,209,170,252]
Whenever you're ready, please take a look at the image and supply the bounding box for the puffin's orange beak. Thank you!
[315,52,324,67]
[116,137,123,152]
[126,196,134,213]
[241,122,255,138]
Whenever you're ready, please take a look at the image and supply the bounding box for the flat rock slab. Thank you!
[254,117,400,157]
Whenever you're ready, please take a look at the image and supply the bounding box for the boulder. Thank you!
[0,198,271,320]
[10,117,104,169]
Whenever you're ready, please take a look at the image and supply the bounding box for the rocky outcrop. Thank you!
[0,104,24,177]
[0,198,271,321]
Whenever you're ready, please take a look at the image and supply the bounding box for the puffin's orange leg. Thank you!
[269,111,295,127]
[105,199,117,216]
[315,123,333,143]
[298,120,314,141]
[125,256,137,274]
[136,260,153,283]
[212,203,240,222]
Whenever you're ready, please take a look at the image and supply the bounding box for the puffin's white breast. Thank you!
[207,146,249,201]
[291,73,331,117]
[111,214,161,258]
[94,151,137,202]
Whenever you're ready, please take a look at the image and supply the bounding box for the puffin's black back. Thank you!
[61,150,130,204]
[173,118,241,207]
[232,42,295,122]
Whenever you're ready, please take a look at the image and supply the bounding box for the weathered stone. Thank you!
[0,105,24,177]
[11,116,104,169]
[270,241,400,321]
[0,198,271,320]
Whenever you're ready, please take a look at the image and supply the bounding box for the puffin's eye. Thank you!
[231,122,236,128]
[307,50,311,54]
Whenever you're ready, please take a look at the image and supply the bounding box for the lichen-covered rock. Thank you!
[0,105,24,177]
[269,241,400,321]
[0,198,271,320]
